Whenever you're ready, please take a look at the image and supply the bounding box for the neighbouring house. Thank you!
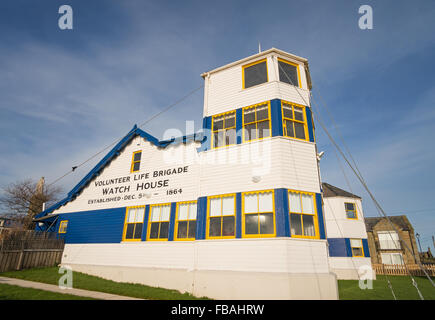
[322,183,373,280]
[0,216,23,230]
[365,215,420,266]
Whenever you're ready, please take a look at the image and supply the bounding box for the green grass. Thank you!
[0,267,208,300]
[338,275,435,300]
[0,283,95,300]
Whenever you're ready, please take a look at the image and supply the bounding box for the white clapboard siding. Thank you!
[323,197,368,239]
[53,136,202,214]
[62,238,330,274]
[199,137,320,196]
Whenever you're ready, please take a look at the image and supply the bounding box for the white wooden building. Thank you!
[35,48,370,299]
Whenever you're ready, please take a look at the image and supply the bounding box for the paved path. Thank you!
[0,276,144,300]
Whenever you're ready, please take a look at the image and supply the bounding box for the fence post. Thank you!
[16,241,24,271]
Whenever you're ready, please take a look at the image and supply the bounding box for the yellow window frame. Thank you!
[345,202,358,220]
[350,238,364,257]
[288,190,320,239]
[211,110,237,149]
[277,58,301,88]
[241,190,276,238]
[242,58,269,89]
[174,200,197,241]
[58,220,68,234]
[122,205,146,242]
[242,101,272,142]
[206,193,236,239]
[130,150,142,173]
[147,203,172,241]
[281,100,309,141]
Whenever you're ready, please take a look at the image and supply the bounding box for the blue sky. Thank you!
[0,1,434,250]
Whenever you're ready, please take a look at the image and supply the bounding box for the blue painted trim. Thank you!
[236,193,242,238]
[315,193,326,239]
[168,202,177,241]
[141,205,150,241]
[236,108,243,144]
[362,238,370,257]
[270,99,283,137]
[196,196,207,240]
[328,238,348,257]
[274,188,290,237]
[197,117,212,152]
[306,107,315,143]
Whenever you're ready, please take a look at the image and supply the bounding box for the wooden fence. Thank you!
[373,263,435,277]
[0,229,64,273]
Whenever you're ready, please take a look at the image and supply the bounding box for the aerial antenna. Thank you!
[258,42,262,53]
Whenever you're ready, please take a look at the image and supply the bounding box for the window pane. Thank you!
[222,196,235,215]
[161,205,171,221]
[225,128,236,145]
[392,254,404,265]
[214,131,224,148]
[294,122,306,140]
[189,203,197,220]
[178,203,189,220]
[294,107,304,121]
[151,207,160,222]
[222,216,235,236]
[133,152,142,161]
[244,107,256,123]
[302,215,315,237]
[225,114,235,128]
[134,223,143,239]
[301,194,314,214]
[244,123,257,141]
[244,193,258,213]
[284,120,294,137]
[210,198,221,217]
[149,223,159,239]
[345,203,355,211]
[289,192,302,213]
[213,116,224,130]
[125,224,135,239]
[352,247,363,257]
[245,214,258,234]
[257,120,270,139]
[188,221,196,239]
[259,192,273,212]
[127,208,136,223]
[256,105,269,121]
[381,253,393,265]
[159,222,169,239]
[290,214,302,236]
[177,221,188,239]
[278,61,298,87]
[283,104,293,118]
[209,217,221,237]
[260,213,274,234]
[351,239,362,248]
[346,211,357,219]
[133,162,140,172]
[136,207,145,222]
[244,61,267,89]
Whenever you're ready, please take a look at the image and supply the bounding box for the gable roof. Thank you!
[34,125,203,219]
[322,182,361,199]
[365,215,414,232]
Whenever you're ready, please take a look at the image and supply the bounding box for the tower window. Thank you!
[288,191,318,238]
[212,111,236,148]
[278,58,300,87]
[345,202,358,219]
[243,102,271,141]
[242,190,275,237]
[207,194,236,239]
[58,220,68,234]
[243,59,268,89]
[350,239,364,257]
[175,201,197,240]
[148,204,171,240]
[282,102,308,141]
